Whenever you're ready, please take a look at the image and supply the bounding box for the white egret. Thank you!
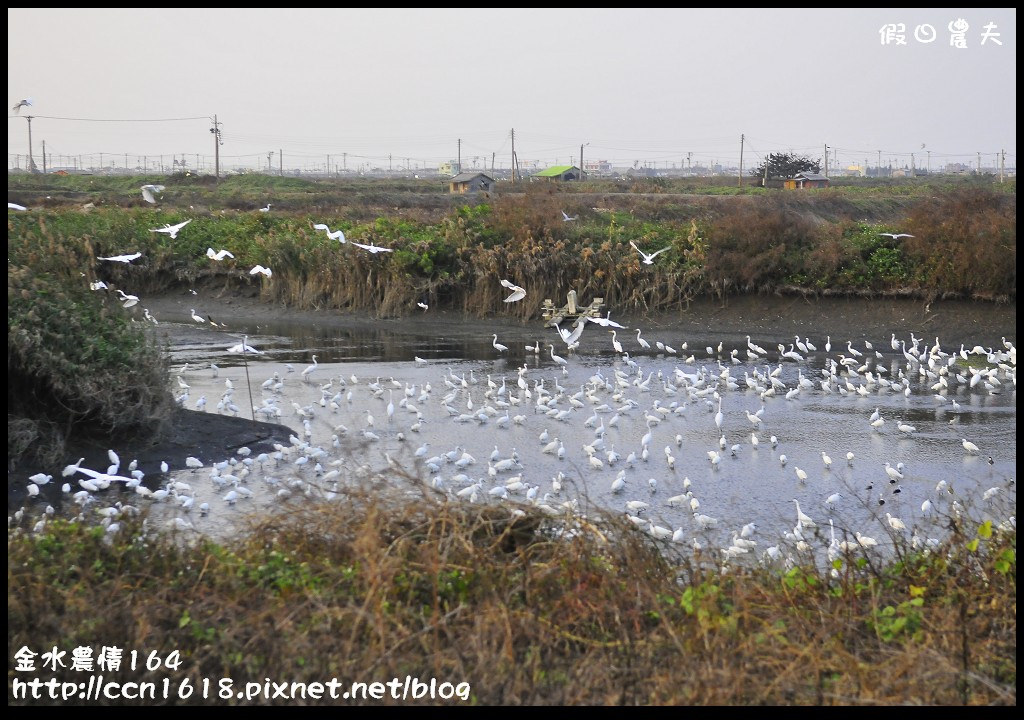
[878,232,914,240]
[561,210,578,222]
[140,184,165,204]
[961,438,980,455]
[499,279,526,303]
[250,264,273,278]
[189,308,206,323]
[492,334,509,353]
[206,247,235,261]
[629,240,670,265]
[97,252,142,263]
[150,219,192,239]
[12,97,33,113]
[312,222,346,243]
[351,240,393,254]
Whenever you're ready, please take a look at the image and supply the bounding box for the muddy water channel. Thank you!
[146,308,1017,565]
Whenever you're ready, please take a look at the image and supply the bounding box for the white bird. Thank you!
[11,97,33,113]
[561,210,578,222]
[302,355,319,380]
[258,203,271,212]
[189,308,206,323]
[250,264,273,278]
[629,240,670,265]
[793,499,816,528]
[886,513,907,532]
[116,289,139,308]
[417,302,429,311]
[140,184,165,204]
[312,223,346,243]
[492,334,509,353]
[8,202,28,211]
[150,219,192,239]
[97,252,142,264]
[206,247,235,261]
[884,462,904,482]
[500,279,526,303]
[351,240,393,254]
[548,345,568,367]
[878,232,914,240]
[227,335,263,354]
[961,438,980,455]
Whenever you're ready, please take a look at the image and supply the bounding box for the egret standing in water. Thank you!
[492,334,509,353]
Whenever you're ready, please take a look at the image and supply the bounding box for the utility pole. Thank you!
[389,154,392,172]
[491,152,495,173]
[926,150,931,175]
[41,140,47,173]
[977,152,981,174]
[687,152,692,175]
[824,144,829,178]
[267,151,274,173]
[326,154,330,176]
[762,153,769,187]
[457,138,461,173]
[738,133,744,188]
[510,128,516,184]
[210,115,222,180]
[877,150,881,178]
[343,152,347,171]
[910,152,915,176]
[1000,149,1005,183]
[25,116,37,172]
[279,149,282,176]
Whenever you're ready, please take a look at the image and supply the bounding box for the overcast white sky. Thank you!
[7,8,1017,172]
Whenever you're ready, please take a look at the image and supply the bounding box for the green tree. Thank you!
[750,152,821,181]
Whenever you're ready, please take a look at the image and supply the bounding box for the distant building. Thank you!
[449,172,495,194]
[784,171,830,190]
[585,160,612,174]
[532,165,582,181]
[438,161,462,177]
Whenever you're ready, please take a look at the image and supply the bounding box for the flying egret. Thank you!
[351,240,393,254]
[629,240,670,265]
[140,184,165,204]
[500,279,526,303]
[12,97,33,114]
[116,289,139,308]
[561,210,578,221]
[150,219,192,239]
[417,302,429,311]
[250,264,273,278]
[227,335,263,354]
[97,252,142,263]
[312,222,346,243]
[878,232,914,240]
[206,247,235,261]
[8,202,28,211]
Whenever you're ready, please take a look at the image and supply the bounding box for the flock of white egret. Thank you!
[13,309,1016,568]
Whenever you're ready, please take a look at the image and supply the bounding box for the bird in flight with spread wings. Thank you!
[150,219,192,239]
[206,247,235,261]
[140,184,165,204]
[97,251,142,263]
[12,98,33,114]
[561,210,578,222]
[313,222,347,243]
[878,232,914,240]
[629,241,671,265]
[351,240,393,254]
[500,279,526,303]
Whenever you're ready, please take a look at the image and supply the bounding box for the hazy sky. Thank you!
[7,8,1016,172]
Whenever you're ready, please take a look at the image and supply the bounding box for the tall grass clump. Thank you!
[8,476,1015,705]
[7,222,172,471]
[903,188,1016,300]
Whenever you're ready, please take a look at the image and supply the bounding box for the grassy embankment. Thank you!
[8,481,1016,705]
[7,173,1017,324]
